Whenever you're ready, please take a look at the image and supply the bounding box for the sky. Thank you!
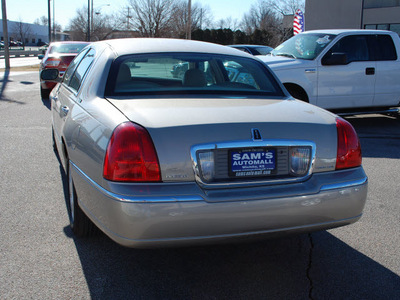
[3,0,257,29]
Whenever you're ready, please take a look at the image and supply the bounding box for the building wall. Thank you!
[305,0,400,35]
[0,20,49,45]
[363,7,400,25]
[305,0,363,30]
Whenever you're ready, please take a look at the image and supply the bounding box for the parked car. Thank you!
[259,30,400,116]
[41,38,368,248]
[39,41,90,99]
[37,41,48,47]
[228,45,273,56]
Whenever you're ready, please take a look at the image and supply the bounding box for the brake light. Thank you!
[44,58,61,67]
[103,122,161,182]
[336,117,362,170]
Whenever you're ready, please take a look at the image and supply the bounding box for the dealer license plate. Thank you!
[229,148,276,178]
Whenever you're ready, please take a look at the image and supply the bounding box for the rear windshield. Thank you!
[105,53,285,98]
[50,43,88,54]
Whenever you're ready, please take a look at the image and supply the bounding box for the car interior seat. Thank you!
[182,69,206,87]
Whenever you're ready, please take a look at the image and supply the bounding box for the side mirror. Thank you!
[38,54,44,60]
[40,69,59,81]
[322,52,348,66]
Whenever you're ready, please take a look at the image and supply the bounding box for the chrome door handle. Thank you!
[61,105,69,116]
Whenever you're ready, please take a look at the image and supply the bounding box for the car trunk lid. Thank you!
[106,97,338,183]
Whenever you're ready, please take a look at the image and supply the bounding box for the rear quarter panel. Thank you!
[64,46,126,186]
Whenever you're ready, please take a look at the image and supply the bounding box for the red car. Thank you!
[39,41,90,99]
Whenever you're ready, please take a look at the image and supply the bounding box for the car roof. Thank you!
[302,29,394,35]
[49,41,90,47]
[98,38,253,58]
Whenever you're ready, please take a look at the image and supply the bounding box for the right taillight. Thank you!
[103,122,161,182]
[336,117,362,170]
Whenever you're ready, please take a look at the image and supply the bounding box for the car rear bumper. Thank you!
[71,163,368,248]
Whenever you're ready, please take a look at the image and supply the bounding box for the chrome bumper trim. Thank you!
[71,161,367,204]
[70,161,204,203]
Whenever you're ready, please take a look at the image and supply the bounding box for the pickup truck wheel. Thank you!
[284,84,308,102]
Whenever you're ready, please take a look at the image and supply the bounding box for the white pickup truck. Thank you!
[259,29,400,115]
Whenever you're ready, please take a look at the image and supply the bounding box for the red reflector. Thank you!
[336,117,362,170]
[103,122,161,182]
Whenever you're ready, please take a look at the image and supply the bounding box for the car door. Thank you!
[371,34,400,107]
[52,48,96,161]
[317,35,375,109]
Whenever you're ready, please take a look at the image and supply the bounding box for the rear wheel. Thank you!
[68,162,97,237]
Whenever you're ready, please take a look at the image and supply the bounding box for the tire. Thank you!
[68,162,97,237]
[40,87,50,99]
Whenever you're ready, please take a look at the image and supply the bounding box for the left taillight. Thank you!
[336,117,362,170]
[103,122,161,182]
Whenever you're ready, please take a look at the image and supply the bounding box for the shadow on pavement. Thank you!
[41,96,51,110]
[310,230,400,299]
[0,70,26,104]
[63,227,400,299]
[0,69,10,98]
[69,231,313,299]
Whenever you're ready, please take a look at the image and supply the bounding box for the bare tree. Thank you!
[215,17,240,31]
[241,0,280,32]
[68,6,122,41]
[68,7,89,40]
[266,0,305,16]
[12,18,33,47]
[34,16,63,32]
[240,0,286,46]
[170,0,213,38]
[34,16,49,26]
[128,0,175,37]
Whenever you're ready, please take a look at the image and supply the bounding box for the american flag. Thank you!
[293,9,305,35]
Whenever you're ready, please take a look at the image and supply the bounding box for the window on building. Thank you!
[364,24,400,35]
[364,0,400,9]
[364,25,376,30]
[377,24,390,30]
[390,24,400,35]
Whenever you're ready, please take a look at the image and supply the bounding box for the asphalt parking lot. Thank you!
[0,70,399,299]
